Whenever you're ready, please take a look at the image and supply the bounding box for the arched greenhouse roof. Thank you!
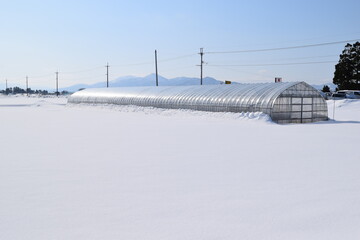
[68,82,328,124]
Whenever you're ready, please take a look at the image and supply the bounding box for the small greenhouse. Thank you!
[68,82,328,124]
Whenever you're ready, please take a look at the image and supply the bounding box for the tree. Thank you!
[12,86,26,94]
[333,41,360,90]
[322,85,330,92]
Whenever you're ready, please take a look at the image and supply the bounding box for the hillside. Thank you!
[62,74,222,92]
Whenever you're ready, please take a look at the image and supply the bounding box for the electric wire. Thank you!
[205,39,360,54]
[111,61,153,67]
[207,65,276,78]
[158,54,197,63]
[61,66,103,74]
[28,73,54,78]
[3,38,357,89]
[160,65,196,74]
[211,55,339,65]
[268,54,338,61]
[111,53,196,67]
[207,61,336,67]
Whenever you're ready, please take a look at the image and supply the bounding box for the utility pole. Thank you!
[5,79,8,94]
[199,48,204,85]
[55,71,59,97]
[26,76,29,96]
[333,99,336,121]
[155,50,159,86]
[106,63,109,88]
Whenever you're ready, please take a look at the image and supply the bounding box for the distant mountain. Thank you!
[311,82,337,91]
[61,74,223,92]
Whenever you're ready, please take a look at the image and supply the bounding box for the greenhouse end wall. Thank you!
[271,82,328,123]
[68,82,328,124]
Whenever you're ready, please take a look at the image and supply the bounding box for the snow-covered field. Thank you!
[1,95,359,240]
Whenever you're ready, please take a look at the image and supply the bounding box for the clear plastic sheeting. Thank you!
[68,82,328,124]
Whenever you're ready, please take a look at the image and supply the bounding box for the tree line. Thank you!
[0,87,69,95]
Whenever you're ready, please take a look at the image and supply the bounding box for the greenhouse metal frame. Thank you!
[68,82,328,124]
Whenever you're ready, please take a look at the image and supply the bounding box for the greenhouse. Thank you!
[68,82,328,124]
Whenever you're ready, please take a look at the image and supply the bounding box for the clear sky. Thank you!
[1,0,359,89]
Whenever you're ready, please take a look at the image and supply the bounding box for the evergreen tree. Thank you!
[333,42,360,90]
[322,85,330,92]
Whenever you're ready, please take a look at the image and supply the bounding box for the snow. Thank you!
[1,95,360,240]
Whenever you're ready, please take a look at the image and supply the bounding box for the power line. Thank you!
[228,54,337,64]
[28,73,54,79]
[61,66,103,74]
[207,65,276,78]
[268,54,338,61]
[111,53,196,67]
[1,40,348,89]
[205,39,360,54]
[111,61,153,67]
[61,74,105,82]
[159,65,195,73]
[200,32,360,51]
[158,54,196,63]
[207,60,336,67]
[211,55,338,66]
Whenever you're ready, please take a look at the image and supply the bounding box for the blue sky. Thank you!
[0,0,359,89]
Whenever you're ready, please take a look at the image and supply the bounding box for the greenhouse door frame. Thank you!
[291,97,313,123]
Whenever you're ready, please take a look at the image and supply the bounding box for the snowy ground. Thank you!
[1,95,359,240]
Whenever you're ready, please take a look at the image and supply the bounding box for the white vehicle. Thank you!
[331,91,346,99]
[335,90,360,99]
[344,90,360,99]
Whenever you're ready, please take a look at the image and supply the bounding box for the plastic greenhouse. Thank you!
[68,82,328,124]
